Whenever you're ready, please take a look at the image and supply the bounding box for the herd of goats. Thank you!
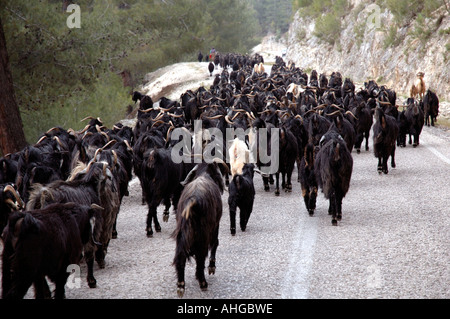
[0,52,441,298]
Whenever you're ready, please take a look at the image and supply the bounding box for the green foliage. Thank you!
[382,0,442,25]
[383,25,403,48]
[313,12,341,45]
[294,0,348,45]
[248,0,293,37]
[1,0,264,143]
[409,13,433,45]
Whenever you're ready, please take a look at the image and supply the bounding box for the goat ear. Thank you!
[181,165,198,187]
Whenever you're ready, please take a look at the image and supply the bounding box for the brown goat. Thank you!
[411,72,426,100]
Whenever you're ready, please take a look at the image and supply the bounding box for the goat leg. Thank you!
[377,157,383,174]
[195,252,208,291]
[163,197,171,222]
[33,276,51,299]
[208,227,219,275]
[85,250,97,288]
[229,209,236,235]
[308,187,317,216]
[175,256,186,298]
[275,172,280,196]
[263,176,270,192]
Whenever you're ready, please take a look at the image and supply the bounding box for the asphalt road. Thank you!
[42,124,448,300]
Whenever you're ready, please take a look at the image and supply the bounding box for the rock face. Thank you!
[286,1,450,101]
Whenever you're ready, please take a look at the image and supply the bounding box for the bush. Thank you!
[314,12,341,45]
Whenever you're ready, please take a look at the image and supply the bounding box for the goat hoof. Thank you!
[208,266,216,275]
[332,219,338,226]
[200,281,208,291]
[356,148,361,154]
[308,209,314,216]
[275,190,280,196]
[88,277,97,288]
[146,228,153,238]
[97,260,105,269]
[112,230,118,239]
[177,282,185,298]
[230,227,236,236]
[337,214,342,221]
[163,212,169,222]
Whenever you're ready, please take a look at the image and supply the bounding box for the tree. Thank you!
[0,16,27,155]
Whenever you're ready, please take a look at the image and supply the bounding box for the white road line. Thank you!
[424,144,450,165]
[281,215,318,299]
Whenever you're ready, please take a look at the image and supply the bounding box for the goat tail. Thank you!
[181,198,196,220]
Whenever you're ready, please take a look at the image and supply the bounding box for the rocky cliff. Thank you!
[285,0,450,101]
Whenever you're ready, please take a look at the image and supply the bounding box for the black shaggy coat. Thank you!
[423,89,439,127]
[228,163,255,235]
[299,143,318,216]
[1,203,100,299]
[141,147,194,237]
[172,162,225,298]
[315,130,353,225]
[373,107,399,174]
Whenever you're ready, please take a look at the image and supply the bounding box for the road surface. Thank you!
[53,124,449,299]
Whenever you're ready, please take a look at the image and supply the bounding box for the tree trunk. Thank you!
[0,16,27,155]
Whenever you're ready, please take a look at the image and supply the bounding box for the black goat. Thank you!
[228,163,255,235]
[172,161,226,297]
[208,62,214,77]
[275,126,298,195]
[27,161,118,286]
[1,202,101,299]
[0,184,24,233]
[299,143,318,216]
[315,130,353,225]
[0,153,19,184]
[373,107,399,174]
[141,147,194,237]
[352,103,373,153]
[404,101,424,147]
[423,89,439,127]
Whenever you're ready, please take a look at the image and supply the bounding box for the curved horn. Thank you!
[225,115,234,125]
[101,139,117,150]
[168,113,184,118]
[376,99,392,105]
[78,124,90,134]
[159,105,175,112]
[35,136,47,146]
[205,114,225,120]
[4,184,24,210]
[325,110,342,117]
[345,110,358,120]
[111,150,118,167]
[80,116,95,122]
[138,107,155,113]
[124,140,133,151]
[151,120,166,128]
[231,112,241,121]
[53,136,63,148]
[93,148,102,161]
